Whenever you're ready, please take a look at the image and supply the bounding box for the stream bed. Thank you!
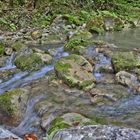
[0,28,140,139]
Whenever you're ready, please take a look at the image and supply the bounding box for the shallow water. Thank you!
[96,28,140,48]
[0,46,69,94]
[0,29,140,138]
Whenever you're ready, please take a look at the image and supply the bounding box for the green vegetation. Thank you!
[0,88,24,116]
[112,52,137,72]
[0,0,139,31]
[12,41,25,51]
[14,53,43,71]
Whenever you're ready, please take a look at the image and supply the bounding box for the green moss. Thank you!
[0,42,5,55]
[12,41,25,51]
[55,61,71,71]
[64,38,91,52]
[0,88,24,116]
[71,30,93,40]
[79,80,95,90]
[63,14,81,25]
[112,52,137,72]
[86,16,104,34]
[65,75,78,87]
[48,117,70,135]
[14,53,43,71]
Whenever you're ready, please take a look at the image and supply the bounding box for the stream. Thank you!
[0,28,140,138]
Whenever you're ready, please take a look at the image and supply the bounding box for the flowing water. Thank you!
[0,28,140,138]
[0,45,69,94]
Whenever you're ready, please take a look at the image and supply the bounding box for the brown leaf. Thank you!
[24,133,38,140]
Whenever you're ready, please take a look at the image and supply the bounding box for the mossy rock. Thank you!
[54,54,96,90]
[64,38,93,54]
[0,88,29,125]
[86,16,104,34]
[0,41,5,55]
[47,113,95,135]
[112,52,137,73]
[11,41,25,51]
[71,30,93,40]
[14,53,43,71]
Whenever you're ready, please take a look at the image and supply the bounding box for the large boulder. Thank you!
[53,125,140,140]
[0,88,29,125]
[54,54,96,90]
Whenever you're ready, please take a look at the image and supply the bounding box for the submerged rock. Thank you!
[89,84,129,105]
[54,54,96,90]
[0,88,29,125]
[0,127,22,140]
[53,125,140,140]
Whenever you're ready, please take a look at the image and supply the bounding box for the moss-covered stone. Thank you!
[47,113,95,135]
[71,30,93,40]
[11,41,25,51]
[86,16,104,34]
[0,88,29,125]
[54,54,96,90]
[47,117,70,135]
[112,52,137,72]
[14,53,43,71]
[64,38,92,54]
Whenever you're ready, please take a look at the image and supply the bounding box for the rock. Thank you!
[89,84,129,105]
[11,41,26,51]
[0,127,22,140]
[116,71,139,90]
[53,125,140,140]
[35,53,52,64]
[64,30,93,54]
[0,88,29,125]
[86,16,104,34]
[111,52,138,73]
[14,53,43,71]
[0,68,19,81]
[16,47,33,57]
[70,30,93,40]
[54,54,96,90]
[47,113,94,135]
[31,30,42,40]
[4,47,13,56]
